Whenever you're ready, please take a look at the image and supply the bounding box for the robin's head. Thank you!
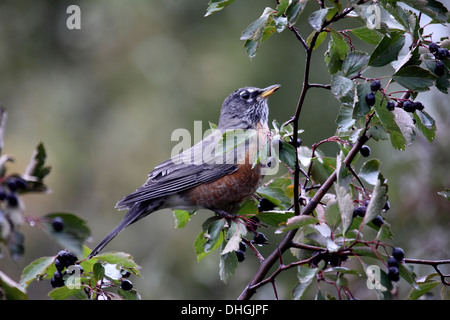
[218,84,280,130]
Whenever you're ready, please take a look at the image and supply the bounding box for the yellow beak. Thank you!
[259,84,281,98]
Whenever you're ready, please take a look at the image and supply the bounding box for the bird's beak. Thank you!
[259,84,281,98]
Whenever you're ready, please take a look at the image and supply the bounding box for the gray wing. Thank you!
[116,129,237,209]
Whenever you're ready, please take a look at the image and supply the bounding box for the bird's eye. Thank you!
[240,91,250,100]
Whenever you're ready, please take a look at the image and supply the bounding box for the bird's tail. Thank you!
[87,202,154,259]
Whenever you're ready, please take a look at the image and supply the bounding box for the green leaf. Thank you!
[324,199,341,232]
[257,186,291,209]
[219,242,238,283]
[20,256,55,288]
[349,27,383,45]
[308,8,329,31]
[293,266,318,300]
[204,0,236,17]
[48,286,83,300]
[369,31,405,67]
[335,184,354,234]
[342,51,370,77]
[42,213,90,258]
[204,219,226,253]
[285,0,307,26]
[94,251,141,271]
[240,8,276,59]
[363,174,388,225]
[0,270,27,300]
[400,0,449,23]
[257,210,294,227]
[92,263,105,283]
[399,263,418,289]
[353,83,372,118]
[414,110,436,143]
[359,159,381,185]
[331,75,354,99]
[172,209,196,228]
[392,66,436,92]
[221,220,247,254]
[409,278,441,300]
[278,140,297,170]
[24,142,51,192]
[277,215,319,233]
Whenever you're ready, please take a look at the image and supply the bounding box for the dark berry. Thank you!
[360,145,371,157]
[371,215,384,227]
[51,217,65,232]
[258,198,275,212]
[239,241,247,252]
[353,206,367,218]
[365,92,376,106]
[383,201,390,211]
[121,269,131,278]
[436,48,449,60]
[328,254,340,267]
[388,266,400,282]
[6,193,18,207]
[290,137,302,148]
[51,271,65,288]
[57,250,78,268]
[386,101,395,111]
[120,279,133,291]
[429,42,439,53]
[235,249,246,262]
[387,257,399,268]
[6,178,18,192]
[253,232,268,245]
[413,101,424,111]
[54,259,64,272]
[246,216,260,232]
[392,247,404,261]
[370,80,382,92]
[403,100,415,113]
[435,61,445,76]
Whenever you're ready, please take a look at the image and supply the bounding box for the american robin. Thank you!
[88,84,280,258]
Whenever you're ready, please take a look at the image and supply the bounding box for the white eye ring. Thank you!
[240,91,250,100]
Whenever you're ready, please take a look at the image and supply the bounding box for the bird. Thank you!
[88,84,280,258]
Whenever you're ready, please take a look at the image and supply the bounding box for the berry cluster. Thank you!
[51,250,80,288]
[365,80,382,107]
[429,42,449,76]
[0,176,27,207]
[353,199,390,227]
[387,247,405,282]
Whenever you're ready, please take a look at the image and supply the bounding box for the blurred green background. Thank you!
[0,0,448,299]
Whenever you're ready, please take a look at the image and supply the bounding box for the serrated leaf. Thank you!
[408,278,441,300]
[285,0,307,26]
[278,140,297,170]
[401,0,449,23]
[43,213,90,258]
[308,8,329,31]
[293,266,318,300]
[204,219,226,253]
[0,270,27,300]
[363,174,388,225]
[204,0,236,17]
[369,31,405,67]
[392,66,436,92]
[258,210,294,227]
[20,256,55,288]
[342,51,370,77]
[172,209,196,229]
[353,83,372,118]
[414,110,436,143]
[349,27,383,45]
[335,185,354,234]
[48,286,83,300]
[23,142,51,192]
[221,221,247,255]
[219,242,238,283]
[93,251,141,270]
[359,159,381,185]
[331,75,354,99]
